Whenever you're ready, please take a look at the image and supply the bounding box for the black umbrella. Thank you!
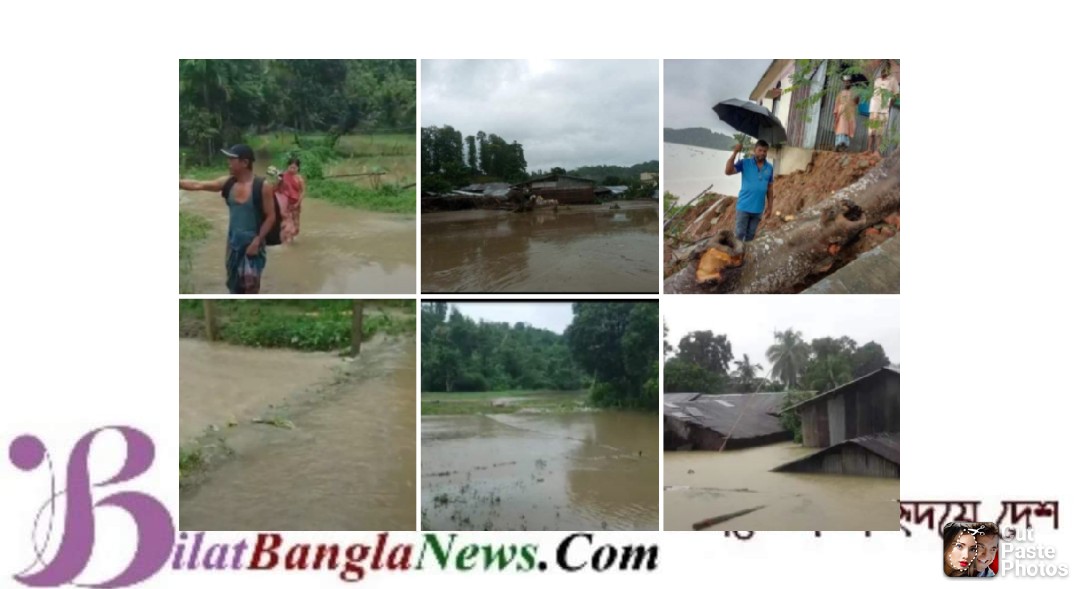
[712,98,788,146]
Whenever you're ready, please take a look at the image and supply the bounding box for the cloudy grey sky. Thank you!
[422,60,659,172]
[665,297,899,372]
[452,302,574,335]
[664,59,772,135]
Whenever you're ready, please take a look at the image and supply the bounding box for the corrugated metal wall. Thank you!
[785,61,900,155]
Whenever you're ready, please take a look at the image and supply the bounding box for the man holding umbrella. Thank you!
[725,139,774,242]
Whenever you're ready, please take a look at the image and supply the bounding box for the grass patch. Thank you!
[179,447,203,481]
[307,179,414,214]
[180,134,415,215]
[421,390,589,416]
[179,211,212,294]
[179,300,415,352]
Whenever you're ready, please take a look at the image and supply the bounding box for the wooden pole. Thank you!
[203,300,218,342]
[351,300,365,356]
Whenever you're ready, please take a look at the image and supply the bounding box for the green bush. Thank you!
[778,390,816,443]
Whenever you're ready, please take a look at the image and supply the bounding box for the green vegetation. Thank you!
[422,302,659,412]
[180,60,414,165]
[421,126,529,192]
[306,179,414,214]
[778,390,816,442]
[180,59,416,214]
[788,59,900,152]
[421,124,657,196]
[179,447,203,481]
[179,211,212,294]
[180,300,414,352]
[421,303,584,393]
[663,322,891,395]
[564,302,659,410]
[420,390,588,416]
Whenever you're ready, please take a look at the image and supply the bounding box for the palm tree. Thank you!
[734,353,762,385]
[767,328,810,390]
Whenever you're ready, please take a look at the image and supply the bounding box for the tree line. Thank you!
[180,59,416,164]
[664,324,890,394]
[421,303,582,393]
[421,126,529,192]
[422,302,658,411]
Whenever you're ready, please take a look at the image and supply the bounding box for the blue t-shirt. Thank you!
[734,157,774,214]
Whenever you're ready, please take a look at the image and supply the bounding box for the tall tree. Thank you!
[465,135,477,173]
[676,331,733,376]
[733,353,763,385]
[851,341,890,378]
[476,131,490,175]
[767,328,810,389]
[565,302,658,410]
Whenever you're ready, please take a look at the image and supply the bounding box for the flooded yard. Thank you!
[422,411,658,530]
[421,202,659,293]
[664,443,899,531]
[180,336,416,531]
[179,190,415,294]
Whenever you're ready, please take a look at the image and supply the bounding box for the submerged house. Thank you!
[772,366,900,477]
[664,392,790,450]
[516,174,597,205]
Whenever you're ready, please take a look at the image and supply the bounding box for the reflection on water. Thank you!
[421,203,659,293]
[179,191,415,294]
[180,338,416,531]
[422,411,658,531]
[664,444,899,531]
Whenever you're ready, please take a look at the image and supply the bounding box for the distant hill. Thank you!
[664,127,737,151]
[568,161,659,183]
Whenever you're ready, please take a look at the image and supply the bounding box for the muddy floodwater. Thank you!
[180,191,415,294]
[422,412,658,531]
[664,443,899,531]
[179,339,344,445]
[421,202,658,292]
[180,337,416,530]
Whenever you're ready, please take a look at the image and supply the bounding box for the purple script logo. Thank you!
[9,427,175,587]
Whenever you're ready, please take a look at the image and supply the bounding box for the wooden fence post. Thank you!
[203,300,218,342]
[351,301,365,356]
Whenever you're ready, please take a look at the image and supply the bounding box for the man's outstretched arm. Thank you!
[180,176,229,192]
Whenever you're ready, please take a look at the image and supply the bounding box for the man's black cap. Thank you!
[221,144,255,162]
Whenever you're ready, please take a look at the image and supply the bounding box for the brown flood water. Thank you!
[179,339,344,445]
[664,444,899,531]
[180,337,416,531]
[179,191,415,294]
[421,202,659,292]
[422,412,658,531]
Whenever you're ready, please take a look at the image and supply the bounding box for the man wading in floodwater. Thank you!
[725,139,774,242]
[179,144,276,294]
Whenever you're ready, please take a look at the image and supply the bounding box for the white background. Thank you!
[2,0,1078,587]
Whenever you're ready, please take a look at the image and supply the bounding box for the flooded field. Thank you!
[180,336,416,531]
[664,444,899,531]
[422,411,658,530]
[179,339,344,445]
[179,191,415,294]
[421,201,659,292]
